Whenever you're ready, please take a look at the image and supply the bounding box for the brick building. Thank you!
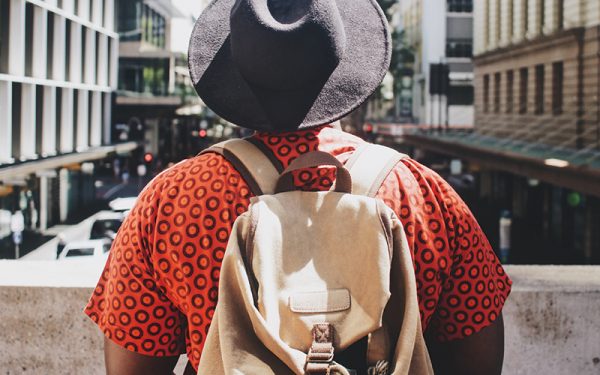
[403,0,600,264]
[474,0,600,151]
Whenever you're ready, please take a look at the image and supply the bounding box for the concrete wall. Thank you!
[0,286,104,374]
[0,263,599,374]
[502,266,600,374]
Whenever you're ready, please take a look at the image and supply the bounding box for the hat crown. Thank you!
[229,0,346,91]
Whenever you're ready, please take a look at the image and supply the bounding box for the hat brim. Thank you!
[188,0,391,132]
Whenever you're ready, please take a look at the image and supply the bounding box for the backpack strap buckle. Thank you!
[308,343,335,363]
[306,324,335,374]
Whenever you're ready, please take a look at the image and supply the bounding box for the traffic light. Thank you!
[429,63,450,96]
[363,123,375,142]
[199,129,207,138]
[143,153,154,164]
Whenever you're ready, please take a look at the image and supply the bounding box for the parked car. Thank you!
[90,211,124,240]
[108,197,137,214]
[58,239,112,260]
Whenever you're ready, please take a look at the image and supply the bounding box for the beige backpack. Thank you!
[197,140,433,375]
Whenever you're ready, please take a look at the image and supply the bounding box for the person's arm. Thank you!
[426,313,505,375]
[105,337,179,375]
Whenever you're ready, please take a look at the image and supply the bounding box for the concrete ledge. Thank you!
[0,260,105,287]
[502,266,600,375]
[0,286,104,374]
[0,264,599,374]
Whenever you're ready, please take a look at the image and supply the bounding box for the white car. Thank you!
[90,211,125,240]
[108,197,137,213]
[58,239,112,260]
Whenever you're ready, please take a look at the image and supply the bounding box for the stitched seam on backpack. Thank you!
[376,200,393,260]
[289,289,351,313]
[244,203,261,306]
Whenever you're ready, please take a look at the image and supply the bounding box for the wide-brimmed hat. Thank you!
[188,0,391,132]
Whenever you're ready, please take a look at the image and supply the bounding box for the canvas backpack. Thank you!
[197,139,433,375]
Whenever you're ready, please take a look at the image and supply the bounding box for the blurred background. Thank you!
[0,1,599,374]
[0,0,599,265]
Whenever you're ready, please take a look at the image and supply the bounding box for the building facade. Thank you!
[113,0,205,167]
[403,0,600,264]
[474,0,600,150]
[0,0,123,257]
[398,0,475,126]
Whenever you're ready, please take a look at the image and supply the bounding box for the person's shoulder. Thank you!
[396,157,450,189]
[135,153,230,209]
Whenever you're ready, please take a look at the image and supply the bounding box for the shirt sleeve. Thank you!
[380,158,512,342]
[410,160,512,341]
[84,172,187,357]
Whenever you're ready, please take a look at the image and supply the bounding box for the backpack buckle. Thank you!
[307,345,335,363]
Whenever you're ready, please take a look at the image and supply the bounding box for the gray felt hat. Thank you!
[188,0,391,132]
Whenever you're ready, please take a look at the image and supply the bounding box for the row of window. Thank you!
[118,58,170,96]
[0,0,117,86]
[0,81,109,162]
[447,0,473,13]
[483,62,564,116]
[485,0,565,47]
[446,39,473,58]
[117,0,166,48]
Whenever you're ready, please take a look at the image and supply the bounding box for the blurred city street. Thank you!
[0,0,599,374]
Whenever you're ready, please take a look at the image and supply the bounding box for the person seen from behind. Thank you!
[85,0,512,373]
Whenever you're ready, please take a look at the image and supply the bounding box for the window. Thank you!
[519,67,528,114]
[80,27,86,82]
[485,0,491,46]
[118,58,170,96]
[117,0,142,42]
[494,72,501,113]
[56,89,62,152]
[534,64,544,115]
[65,21,71,80]
[523,0,529,35]
[483,74,490,113]
[507,0,514,39]
[506,70,514,113]
[11,83,21,159]
[0,0,9,73]
[72,89,78,148]
[447,0,472,12]
[35,85,43,156]
[47,13,55,79]
[539,0,545,33]
[66,247,95,257]
[557,0,564,30]
[448,85,474,106]
[24,3,34,76]
[552,62,563,115]
[446,39,473,58]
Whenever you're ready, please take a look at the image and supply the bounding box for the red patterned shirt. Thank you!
[85,126,511,370]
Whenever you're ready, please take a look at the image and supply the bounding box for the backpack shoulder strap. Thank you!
[200,139,280,196]
[345,143,408,197]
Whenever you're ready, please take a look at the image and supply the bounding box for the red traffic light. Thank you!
[143,153,154,164]
[199,129,207,138]
[363,123,374,133]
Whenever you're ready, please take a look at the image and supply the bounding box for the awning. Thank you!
[0,142,140,183]
[403,130,600,198]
